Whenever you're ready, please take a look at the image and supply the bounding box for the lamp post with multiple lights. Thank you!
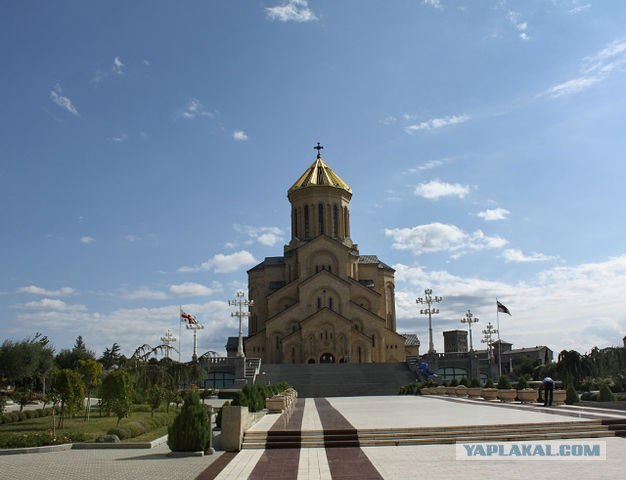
[416,289,443,354]
[460,309,479,352]
[160,329,177,359]
[229,291,254,358]
[481,321,498,367]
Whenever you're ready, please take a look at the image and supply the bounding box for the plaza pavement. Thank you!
[1,395,625,480]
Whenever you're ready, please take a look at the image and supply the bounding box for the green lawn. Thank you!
[0,409,176,443]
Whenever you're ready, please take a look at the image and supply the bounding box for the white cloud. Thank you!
[179,98,214,119]
[14,300,236,358]
[17,298,86,311]
[385,222,508,258]
[126,287,169,300]
[568,4,591,15]
[49,84,79,116]
[502,248,556,263]
[393,255,626,355]
[81,236,96,244]
[477,207,510,221]
[112,56,125,75]
[112,133,128,143]
[423,0,443,9]
[124,234,140,242]
[414,180,470,200]
[507,11,530,41]
[405,114,470,133]
[380,116,397,125]
[407,159,444,174]
[234,225,285,247]
[544,39,626,98]
[233,130,248,141]
[178,250,257,274]
[169,282,221,297]
[266,0,317,22]
[18,285,75,297]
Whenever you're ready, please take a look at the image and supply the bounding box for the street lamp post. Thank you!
[416,289,443,354]
[160,329,177,359]
[460,309,479,351]
[229,291,254,358]
[481,322,498,372]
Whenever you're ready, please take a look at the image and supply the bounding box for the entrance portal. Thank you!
[319,353,335,363]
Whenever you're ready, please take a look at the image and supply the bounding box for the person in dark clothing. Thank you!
[543,377,555,406]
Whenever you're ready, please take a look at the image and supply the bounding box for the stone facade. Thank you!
[243,151,417,364]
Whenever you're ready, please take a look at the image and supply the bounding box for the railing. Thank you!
[245,358,262,383]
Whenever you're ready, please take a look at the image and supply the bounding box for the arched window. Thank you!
[293,208,298,237]
[318,203,324,234]
[333,204,339,238]
[317,297,322,309]
[304,205,310,239]
[328,297,333,311]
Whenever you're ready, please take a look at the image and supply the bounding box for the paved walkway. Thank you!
[1,396,625,480]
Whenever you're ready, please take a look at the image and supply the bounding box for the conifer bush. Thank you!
[565,385,580,404]
[599,383,616,402]
[497,375,512,389]
[167,390,211,452]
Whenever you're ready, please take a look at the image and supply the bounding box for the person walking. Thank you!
[543,377,555,406]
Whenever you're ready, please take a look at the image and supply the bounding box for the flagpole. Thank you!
[496,298,502,379]
[179,306,182,363]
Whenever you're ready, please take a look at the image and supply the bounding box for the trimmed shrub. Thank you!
[459,377,469,387]
[516,377,529,389]
[599,383,616,402]
[124,421,147,437]
[0,431,88,448]
[449,378,459,387]
[565,385,580,404]
[484,378,495,388]
[107,426,131,440]
[497,376,512,389]
[167,390,211,452]
[470,378,481,388]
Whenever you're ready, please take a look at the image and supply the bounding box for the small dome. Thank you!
[288,157,352,194]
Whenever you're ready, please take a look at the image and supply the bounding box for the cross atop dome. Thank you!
[314,142,324,158]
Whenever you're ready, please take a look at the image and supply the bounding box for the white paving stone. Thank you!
[300,397,325,431]
[363,437,626,479]
[327,395,593,429]
[214,449,264,480]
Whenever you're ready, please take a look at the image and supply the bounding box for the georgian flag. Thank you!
[497,301,511,316]
[180,310,198,325]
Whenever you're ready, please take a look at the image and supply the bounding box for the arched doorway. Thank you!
[319,353,335,363]
[307,358,316,364]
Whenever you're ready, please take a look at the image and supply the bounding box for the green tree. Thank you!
[51,368,85,428]
[167,389,211,452]
[99,342,122,370]
[76,359,103,421]
[101,370,133,425]
[0,333,54,391]
[55,336,96,370]
[147,385,165,417]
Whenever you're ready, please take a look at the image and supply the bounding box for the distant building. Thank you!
[443,330,468,353]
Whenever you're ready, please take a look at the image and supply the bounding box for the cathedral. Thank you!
[242,145,418,364]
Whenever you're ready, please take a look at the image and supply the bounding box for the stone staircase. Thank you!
[260,363,416,397]
[241,420,616,449]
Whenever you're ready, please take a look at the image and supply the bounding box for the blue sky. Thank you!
[1,0,625,360]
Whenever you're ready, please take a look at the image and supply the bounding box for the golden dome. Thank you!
[288,157,352,195]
